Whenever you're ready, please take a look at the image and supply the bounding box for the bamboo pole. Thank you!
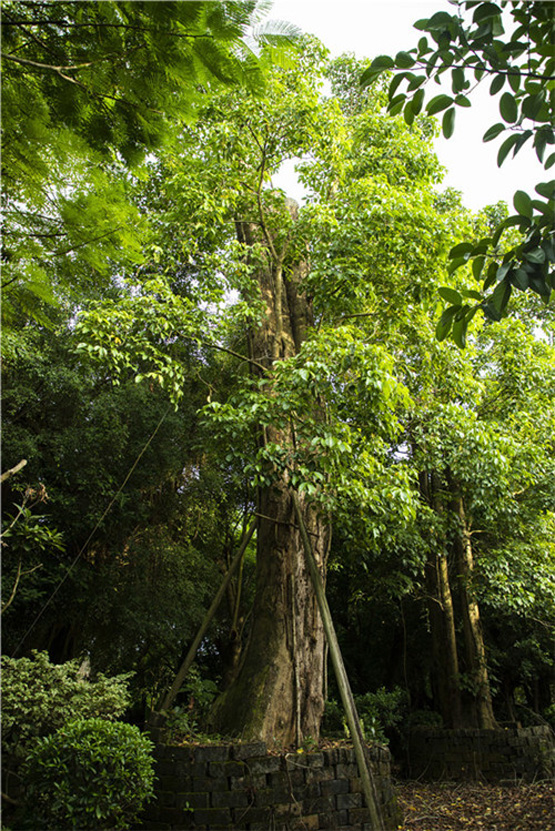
[148,519,256,728]
[292,491,385,831]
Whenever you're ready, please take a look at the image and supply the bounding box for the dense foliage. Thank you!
[362,0,554,344]
[1,651,131,757]
[23,718,155,830]
[1,0,554,785]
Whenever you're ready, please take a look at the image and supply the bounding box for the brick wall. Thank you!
[141,741,401,830]
[405,725,555,781]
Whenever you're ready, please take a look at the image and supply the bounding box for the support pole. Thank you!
[292,492,385,831]
[148,519,256,729]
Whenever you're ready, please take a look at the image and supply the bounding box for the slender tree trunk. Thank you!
[449,476,497,729]
[209,200,330,745]
[424,554,463,728]
[420,472,463,728]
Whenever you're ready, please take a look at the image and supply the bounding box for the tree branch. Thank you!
[0,459,28,483]
[1,561,43,615]
[3,18,217,39]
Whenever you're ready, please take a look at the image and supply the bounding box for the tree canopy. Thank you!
[1,0,299,325]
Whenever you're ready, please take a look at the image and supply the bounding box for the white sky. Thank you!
[269,0,546,212]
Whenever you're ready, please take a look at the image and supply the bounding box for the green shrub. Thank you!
[542,703,555,730]
[406,708,443,729]
[323,687,409,744]
[23,718,155,830]
[1,651,131,756]
[355,686,409,743]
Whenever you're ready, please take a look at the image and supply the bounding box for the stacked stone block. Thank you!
[405,725,555,782]
[142,741,400,830]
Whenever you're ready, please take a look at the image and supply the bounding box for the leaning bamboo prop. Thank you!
[148,519,256,730]
[292,491,385,831]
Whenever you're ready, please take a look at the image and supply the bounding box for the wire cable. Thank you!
[11,406,172,656]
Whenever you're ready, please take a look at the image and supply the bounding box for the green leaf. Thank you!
[529,272,551,298]
[361,69,382,88]
[531,199,554,218]
[403,99,415,125]
[435,304,458,341]
[412,88,425,115]
[455,94,472,107]
[483,122,505,142]
[483,261,497,291]
[473,2,502,23]
[418,36,429,54]
[460,288,484,300]
[438,286,463,304]
[535,181,555,199]
[449,242,474,258]
[534,131,548,163]
[524,247,546,264]
[388,94,408,116]
[447,256,467,274]
[389,72,408,100]
[484,261,498,289]
[512,129,533,158]
[490,74,505,95]
[499,92,518,124]
[522,93,545,120]
[508,70,521,92]
[497,133,520,166]
[513,190,532,218]
[408,74,427,90]
[511,268,529,290]
[484,279,512,321]
[395,51,416,68]
[371,55,396,70]
[472,255,486,280]
[427,94,454,115]
[472,238,492,255]
[496,261,512,282]
[503,214,531,230]
[451,67,465,93]
[452,317,467,348]
[442,107,456,138]
[25,281,56,303]
[544,152,555,169]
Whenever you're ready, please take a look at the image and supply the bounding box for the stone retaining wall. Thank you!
[142,741,400,830]
[405,725,555,781]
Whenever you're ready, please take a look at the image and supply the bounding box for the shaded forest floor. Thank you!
[396,780,554,830]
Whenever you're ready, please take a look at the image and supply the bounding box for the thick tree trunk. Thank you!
[449,477,497,729]
[209,200,329,746]
[210,485,329,745]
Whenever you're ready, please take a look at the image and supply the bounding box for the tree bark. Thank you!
[209,201,330,746]
[424,553,463,728]
[420,472,463,728]
[449,482,497,729]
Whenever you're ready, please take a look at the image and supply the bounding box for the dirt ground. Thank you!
[396,780,554,831]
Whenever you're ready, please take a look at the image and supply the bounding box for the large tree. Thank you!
[71,43,454,745]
